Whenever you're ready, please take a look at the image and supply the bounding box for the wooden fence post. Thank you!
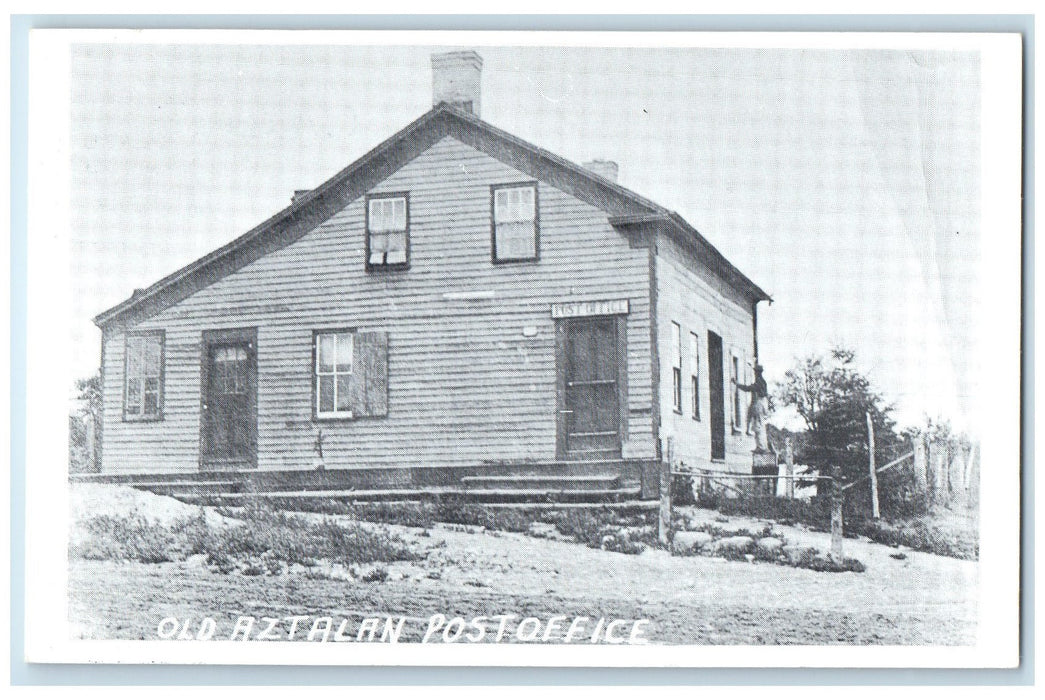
[913,433,928,491]
[966,442,980,510]
[933,440,949,504]
[830,467,844,561]
[951,441,967,501]
[84,412,97,473]
[866,412,880,519]
[784,437,795,499]
[659,439,674,546]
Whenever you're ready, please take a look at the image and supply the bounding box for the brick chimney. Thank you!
[583,159,619,183]
[432,50,483,117]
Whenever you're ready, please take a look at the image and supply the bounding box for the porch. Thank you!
[69,458,660,506]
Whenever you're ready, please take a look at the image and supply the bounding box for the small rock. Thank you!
[755,537,784,559]
[782,544,818,567]
[182,553,209,569]
[684,517,707,531]
[713,535,755,558]
[672,531,714,555]
[528,522,559,539]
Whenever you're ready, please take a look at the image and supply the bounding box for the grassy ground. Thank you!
[67,485,978,645]
[694,491,979,560]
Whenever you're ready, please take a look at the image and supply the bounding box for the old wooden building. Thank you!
[90,51,771,501]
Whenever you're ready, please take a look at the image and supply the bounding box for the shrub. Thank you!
[713,536,755,561]
[346,501,437,529]
[241,560,265,576]
[70,512,187,563]
[68,414,92,474]
[432,499,534,533]
[257,513,418,565]
[805,556,866,573]
[853,519,978,560]
[599,532,646,555]
[229,497,662,557]
[331,499,535,534]
[257,494,663,557]
[845,468,932,521]
[695,491,975,560]
[671,474,696,506]
[540,508,655,554]
[70,510,422,568]
[548,509,606,545]
[710,494,833,527]
[359,565,389,583]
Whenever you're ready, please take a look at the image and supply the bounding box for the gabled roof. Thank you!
[94,103,770,329]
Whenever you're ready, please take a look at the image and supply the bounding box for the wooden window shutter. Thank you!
[350,331,389,417]
[729,347,739,429]
[615,315,628,441]
[740,349,748,428]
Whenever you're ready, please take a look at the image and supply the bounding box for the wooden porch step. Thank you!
[133,480,241,494]
[175,486,641,505]
[460,474,621,490]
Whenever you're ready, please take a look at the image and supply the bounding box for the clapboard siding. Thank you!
[656,232,758,473]
[100,136,654,474]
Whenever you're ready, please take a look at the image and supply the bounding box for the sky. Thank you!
[69,42,981,431]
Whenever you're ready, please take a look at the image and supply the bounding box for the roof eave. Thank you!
[93,107,453,329]
[94,102,768,329]
[610,212,772,303]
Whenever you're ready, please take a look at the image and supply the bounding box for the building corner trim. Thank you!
[648,231,661,462]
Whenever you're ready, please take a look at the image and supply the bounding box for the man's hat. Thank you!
[754,364,764,372]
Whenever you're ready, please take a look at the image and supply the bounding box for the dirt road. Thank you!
[68,509,978,645]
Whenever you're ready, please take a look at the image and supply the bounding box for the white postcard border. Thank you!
[23,28,1024,668]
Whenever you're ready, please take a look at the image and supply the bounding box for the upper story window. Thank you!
[492,183,538,262]
[124,331,164,421]
[366,193,409,269]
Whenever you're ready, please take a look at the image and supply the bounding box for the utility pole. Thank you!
[830,466,844,561]
[867,412,880,519]
[659,438,674,546]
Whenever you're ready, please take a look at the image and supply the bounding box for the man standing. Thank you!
[734,364,769,452]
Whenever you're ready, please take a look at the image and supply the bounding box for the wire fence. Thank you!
[657,430,980,560]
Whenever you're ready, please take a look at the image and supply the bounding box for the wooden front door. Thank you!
[557,316,623,460]
[202,339,257,469]
[707,330,726,461]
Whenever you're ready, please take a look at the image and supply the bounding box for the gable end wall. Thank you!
[99,136,657,474]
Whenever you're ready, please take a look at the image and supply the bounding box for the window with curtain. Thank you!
[367,194,408,268]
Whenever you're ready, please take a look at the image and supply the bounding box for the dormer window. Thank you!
[366,193,409,269]
[492,183,538,263]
